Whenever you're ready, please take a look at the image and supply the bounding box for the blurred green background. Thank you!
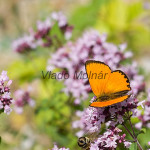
[0,0,150,149]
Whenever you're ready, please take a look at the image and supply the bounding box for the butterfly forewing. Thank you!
[85,60,111,97]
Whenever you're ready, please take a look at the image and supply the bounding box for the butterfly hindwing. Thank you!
[90,95,130,107]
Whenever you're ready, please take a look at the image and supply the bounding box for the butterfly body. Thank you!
[95,90,130,102]
[85,60,131,107]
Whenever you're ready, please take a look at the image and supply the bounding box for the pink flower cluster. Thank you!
[90,127,131,149]
[48,144,69,150]
[73,95,138,136]
[135,89,150,129]
[0,71,13,115]
[14,88,35,114]
[12,12,73,53]
[12,34,38,54]
[47,30,144,104]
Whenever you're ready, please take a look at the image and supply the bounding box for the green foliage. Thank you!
[129,142,137,150]
[95,0,150,54]
[49,22,67,48]
[137,128,150,149]
[137,128,146,136]
[35,80,78,149]
[8,58,45,83]
[0,109,4,114]
[69,0,110,38]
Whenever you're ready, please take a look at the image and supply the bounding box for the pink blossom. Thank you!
[49,144,69,150]
[73,95,138,134]
[0,71,9,81]
[4,105,12,115]
[13,12,73,53]
[135,89,150,129]
[88,128,130,149]
[51,12,67,27]
[124,141,132,148]
[138,100,146,108]
[135,122,143,130]
[90,143,99,150]
[14,88,35,114]
[12,34,37,53]
[0,71,13,115]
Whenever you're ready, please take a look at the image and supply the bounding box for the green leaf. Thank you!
[0,109,4,114]
[129,142,137,150]
[139,128,146,134]
[50,22,66,45]
[8,56,47,83]
[70,0,109,37]
[135,128,146,138]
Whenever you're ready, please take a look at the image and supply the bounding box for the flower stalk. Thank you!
[122,116,143,150]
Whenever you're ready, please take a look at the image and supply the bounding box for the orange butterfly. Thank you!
[85,60,131,107]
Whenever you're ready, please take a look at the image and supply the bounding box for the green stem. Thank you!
[136,140,143,150]
[127,114,143,150]
[127,113,136,138]
[122,123,135,139]
[122,116,143,150]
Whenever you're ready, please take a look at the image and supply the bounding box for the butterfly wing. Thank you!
[86,61,131,107]
[90,70,131,107]
[85,60,111,97]
[90,95,130,107]
[104,70,131,94]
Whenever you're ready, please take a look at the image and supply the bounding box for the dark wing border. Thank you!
[112,70,131,90]
[85,60,112,72]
